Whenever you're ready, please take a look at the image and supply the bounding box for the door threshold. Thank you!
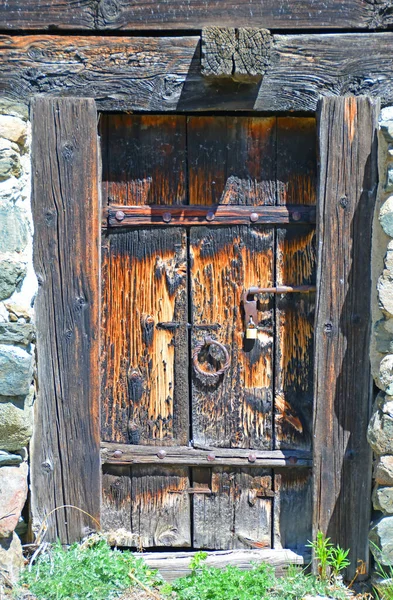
[140,548,309,582]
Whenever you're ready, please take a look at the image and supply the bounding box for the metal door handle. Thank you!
[192,336,231,382]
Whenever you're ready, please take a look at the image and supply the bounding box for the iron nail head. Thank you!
[250,212,259,223]
[115,210,125,222]
[248,453,257,463]
[206,211,215,222]
[157,450,167,459]
[207,453,216,462]
[292,211,301,222]
[162,212,172,223]
[113,450,123,458]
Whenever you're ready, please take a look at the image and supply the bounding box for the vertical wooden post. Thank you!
[30,98,101,543]
[313,96,379,578]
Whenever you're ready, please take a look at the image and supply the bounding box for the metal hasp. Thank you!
[242,285,317,333]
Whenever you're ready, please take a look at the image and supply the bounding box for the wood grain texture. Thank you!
[102,465,134,545]
[1,0,391,31]
[190,226,274,449]
[30,97,101,543]
[101,228,189,445]
[104,204,317,228]
[3,34,393,112]
[131,466,191,548]
[274,227,316,452]
[141,548,307,582]
[101,443,313,467]
[187,116,276,206]
[313,96,378,578]
[274,469,312,553]
[101,115,187,206]
[193,468,272,550]
[201,28,271,78]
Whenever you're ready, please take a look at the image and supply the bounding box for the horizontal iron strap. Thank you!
[103,204,316,228]
[248,285,316,294]
[101,443,312,467]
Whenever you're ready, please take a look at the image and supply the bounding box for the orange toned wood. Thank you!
[104,204,317,227]
[277,118,317,206]
[101,114,187,206]
[101,228,189,445]
[188,116,276,206]
[193,468,273,549]
[274,226,316,451]
[30,98,101,543]
[190,226,274,449]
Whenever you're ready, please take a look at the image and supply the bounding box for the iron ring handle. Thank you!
[192,336,231,381]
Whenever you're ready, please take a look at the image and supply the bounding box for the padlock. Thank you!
[246,318,258,340]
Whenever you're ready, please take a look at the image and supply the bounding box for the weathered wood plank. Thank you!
[101,228,189,445]
[130,466,191,548]
[101,115,187,206]
[274,469,312,553]
[3,34,393,112]
[313,96,379,578]
[102,465,134,545]
[193,468,272,550]
[141,548,307,582]
[0,0,391,31]
[101,442,313,467]
[190,226,274,449]
[104,204,317,228]
[274,227,316,452]
[30,97,101,543]
[187,116,276,205]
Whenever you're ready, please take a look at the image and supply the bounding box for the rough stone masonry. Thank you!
[0,101,37,584]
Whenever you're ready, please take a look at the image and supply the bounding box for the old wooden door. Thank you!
[100,114,316,553]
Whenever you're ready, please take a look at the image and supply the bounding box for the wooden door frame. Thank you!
[29,93,379,578]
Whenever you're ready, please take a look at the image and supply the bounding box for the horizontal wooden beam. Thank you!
[104,204,317,228]
[101,442,313,467]
[141,548,308,581]
[2,33,393,112]
[0,0,391,32]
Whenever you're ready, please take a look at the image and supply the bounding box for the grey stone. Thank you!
[377,355,393,395]
[0,389,34,451]
[0,345,33,396]
[370,516,393,564]
[375,456,393,486]
[387,166,393,192]
[367,404,393,454]
[373,486,393,514]
[0,259,26,301]
[0,323,35,345]
[0,463,28,538]
[0,205,28,254]
[0,116,27,147]
[380,196,393,237]
[378,275,393,316]
[0,451,23,467]
[381,108,393,122]
[0,140,21,180]
[0,532,24,584]
[380,121,393,140]
[375,319,393,354]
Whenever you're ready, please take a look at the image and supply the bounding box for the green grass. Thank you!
[15,539,359,600]
[15,538,162,600]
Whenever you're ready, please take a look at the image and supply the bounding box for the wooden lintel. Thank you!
[101,442,313,467]
[2,34,393,111]
[0,0,391,32]
[104,204,316,228]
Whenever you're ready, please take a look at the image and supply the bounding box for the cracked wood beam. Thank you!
[201,27,272,79]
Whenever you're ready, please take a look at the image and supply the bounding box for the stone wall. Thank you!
[0,102,36,585]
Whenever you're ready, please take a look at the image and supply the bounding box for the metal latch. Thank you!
[242,285,316,338]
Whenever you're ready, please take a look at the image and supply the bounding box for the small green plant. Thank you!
[307,531,350,581]
[15,538,162,600]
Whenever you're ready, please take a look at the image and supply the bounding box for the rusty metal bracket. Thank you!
[242,284,316,327]
[169,488,212,495]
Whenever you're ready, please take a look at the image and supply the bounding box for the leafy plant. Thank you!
[307,531,350,581]
[15,538,163,600]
